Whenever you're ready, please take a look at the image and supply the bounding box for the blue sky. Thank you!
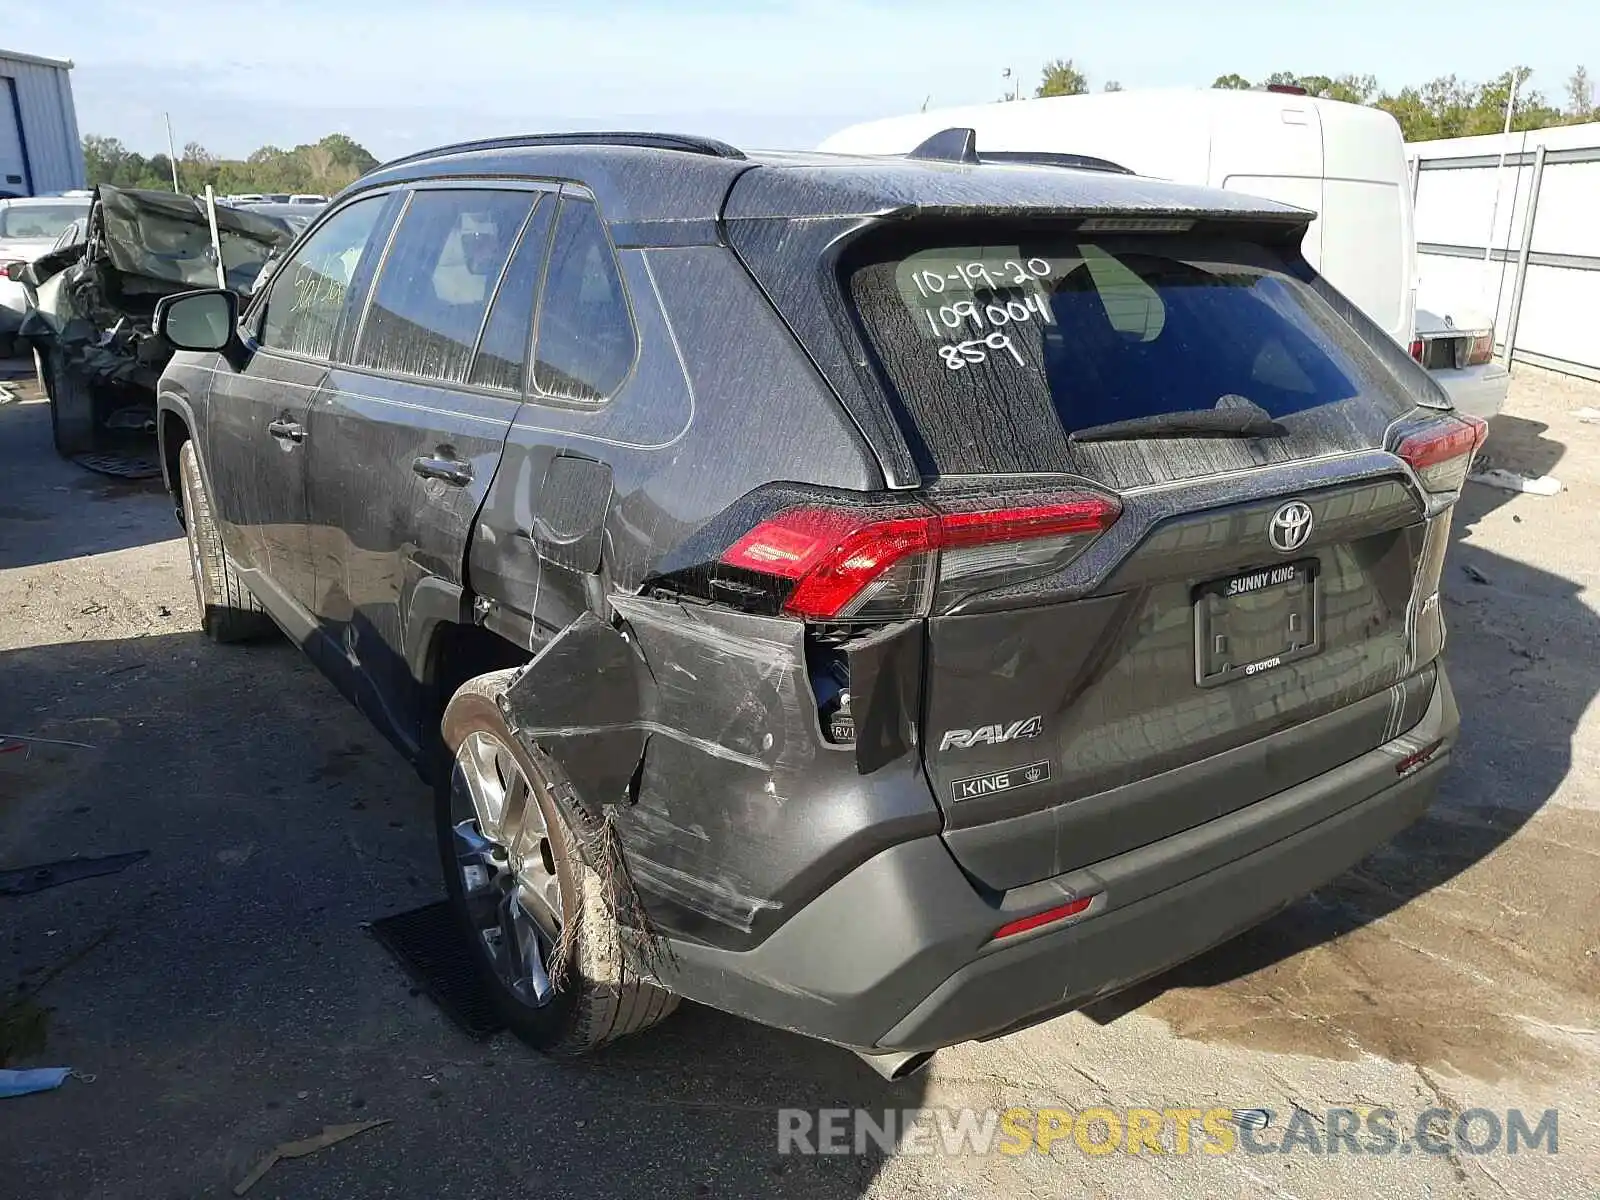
[11,0,1599,160]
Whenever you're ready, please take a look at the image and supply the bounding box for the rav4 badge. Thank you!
[939,716,1044,752]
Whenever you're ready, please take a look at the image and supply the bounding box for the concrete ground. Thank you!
[1,359,1597,1198]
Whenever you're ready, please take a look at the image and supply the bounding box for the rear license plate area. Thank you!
[1194,559,1320,687]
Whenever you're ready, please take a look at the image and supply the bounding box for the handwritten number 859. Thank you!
[939,332,1025,371]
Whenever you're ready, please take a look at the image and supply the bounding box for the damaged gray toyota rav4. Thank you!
[151,129,1476,1079]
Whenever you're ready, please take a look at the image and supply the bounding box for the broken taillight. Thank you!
[1396,414,1488,494]
[719,492,1121,621]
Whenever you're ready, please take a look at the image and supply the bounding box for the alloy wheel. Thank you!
[450,730,564,1008]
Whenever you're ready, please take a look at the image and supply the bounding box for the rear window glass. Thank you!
[0,203,86,239]
[847,232,1412,472]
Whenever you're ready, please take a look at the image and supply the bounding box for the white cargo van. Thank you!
[821,89,1510,418]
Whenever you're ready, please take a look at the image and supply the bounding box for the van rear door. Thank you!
[1214,97,1414,347]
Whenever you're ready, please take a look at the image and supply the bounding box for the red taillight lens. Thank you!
[720,493,1120,621]
[1466,331,1494,367]
[1409,338,1425,363]
[721,507,939,620]
[991,895,1095,941]
[1396,414,1488,493]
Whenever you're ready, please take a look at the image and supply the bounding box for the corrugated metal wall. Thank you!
[0,49,86,195]
[1407,121,1600,383]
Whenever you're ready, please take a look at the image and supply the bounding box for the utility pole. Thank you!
[164,112,181,193]
[1482,69,1522,279]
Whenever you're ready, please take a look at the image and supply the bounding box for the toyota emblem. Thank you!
[1268,501,1314,553]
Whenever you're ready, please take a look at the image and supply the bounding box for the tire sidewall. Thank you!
[177,443,218,628]
[436,691,584,1047]
[43,349,97,457]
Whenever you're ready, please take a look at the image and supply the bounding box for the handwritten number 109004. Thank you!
[921,291,1055,339]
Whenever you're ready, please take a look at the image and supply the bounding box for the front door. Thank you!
[202,194,394,632]
[305,185,552,754]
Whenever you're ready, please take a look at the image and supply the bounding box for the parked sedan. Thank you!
[233,200,324,232]
[0,194,92,355]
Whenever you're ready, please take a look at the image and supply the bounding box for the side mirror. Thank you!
[154,289,238,353]
[2,260,24,282]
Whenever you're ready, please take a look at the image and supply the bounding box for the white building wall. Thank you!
[1408,121,1600,381]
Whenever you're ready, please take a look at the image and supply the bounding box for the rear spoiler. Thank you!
[907,127,1133,176]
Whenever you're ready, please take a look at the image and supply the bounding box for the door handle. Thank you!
[267,418,305,444]
[412,455,473,486]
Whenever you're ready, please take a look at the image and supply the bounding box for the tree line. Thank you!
[1029,60,1595,141]
[81,133,381,196]
[82,61,1599,190]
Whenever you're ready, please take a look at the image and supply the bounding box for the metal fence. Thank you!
[1408,121,1600,383]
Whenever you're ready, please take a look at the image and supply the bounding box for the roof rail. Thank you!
[378,131,746,171]
[901,129,1133,176]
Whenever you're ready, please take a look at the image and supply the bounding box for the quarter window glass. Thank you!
[259,196,385,359]
[355,190,535,383]
[467,195,554,393]
[533,199,635,403]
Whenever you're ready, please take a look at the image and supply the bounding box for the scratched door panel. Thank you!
[202,350,324,612]
[303,187,544,752]
[307,369,520,754]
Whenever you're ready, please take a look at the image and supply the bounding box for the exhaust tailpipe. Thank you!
[853,1048,935,1081]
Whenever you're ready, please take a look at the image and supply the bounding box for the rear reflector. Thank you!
[991,895,1095,941]
[1396,415,1488,493]
[1395,738,1445,776]
[720,493,1120,621]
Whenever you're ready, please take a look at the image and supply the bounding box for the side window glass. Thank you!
[533,198,636,403]
[354,189,534,384]
[259,196,386,359]
[467,195,554,392]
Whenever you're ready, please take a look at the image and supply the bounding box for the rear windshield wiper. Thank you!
[1070,408,1289,443]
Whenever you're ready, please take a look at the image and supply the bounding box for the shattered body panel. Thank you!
[501,601,936,945]
[21,187,293,432]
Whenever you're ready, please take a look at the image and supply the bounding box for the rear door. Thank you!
[839,223,1461,888]
[304,184,552,753]
[204,193,392,627]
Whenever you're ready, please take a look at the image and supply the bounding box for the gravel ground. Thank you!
[2,359,1598,1198]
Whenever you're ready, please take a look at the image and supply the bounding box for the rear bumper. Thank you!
[1429,361,1511,420]
[657,669,1458,1053]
